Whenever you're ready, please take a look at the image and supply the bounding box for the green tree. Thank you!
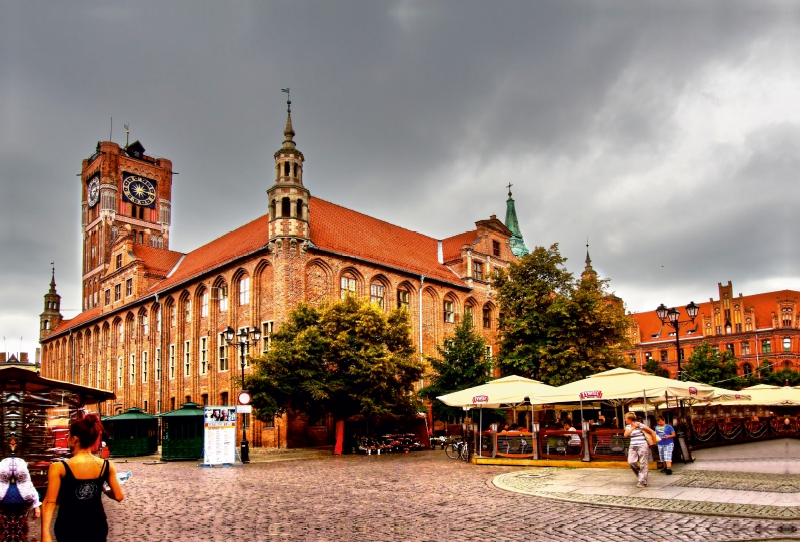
[418,318,491,421]
[743,359,800,387]
[493,244,632,386]
[247,296,424,451]
[682,342,740,386]
[644,357,670,378]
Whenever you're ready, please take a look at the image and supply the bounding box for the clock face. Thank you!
[121,173,157,207]
[87,177,100,208]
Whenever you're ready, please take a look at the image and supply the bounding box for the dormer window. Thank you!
[492,240,500,257]
[116,254,122,269]
[473,261,484,281]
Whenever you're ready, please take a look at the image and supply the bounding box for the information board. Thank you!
[203,406,237,465]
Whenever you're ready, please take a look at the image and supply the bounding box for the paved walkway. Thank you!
[29,444,800,541]
[493,439,800,519]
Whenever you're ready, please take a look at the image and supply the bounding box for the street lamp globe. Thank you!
[250,326,262,342]
[223,326,236,345]
[686,301,699,320]
[667,307,680,324]
[656,304,669,321]
[237,327,249,341]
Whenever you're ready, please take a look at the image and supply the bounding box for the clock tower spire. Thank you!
[79,139,174,311]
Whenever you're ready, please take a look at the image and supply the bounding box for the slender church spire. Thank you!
[582,240,597,280]
[281,88,295,149]
[504,184,529,257]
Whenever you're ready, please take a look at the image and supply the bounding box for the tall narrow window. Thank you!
[155,347,161,381]
[492,240,500,257]
[262,322,274,354]
[170,305,176,327]
[116,254,122,269]
[184,299,191,322]
[118,322,124,344]
[483,308,491,329]
[117,358,122,388]
[370,283,385,310]
[762,340,772,354]
[169,345,176,379]
[239,276,250,305]
[141,314,148,335]
[660,350,668,363]
[742,363,753,377]
[156,309,162,333]
[142,351,148,383]
[485,345,493,360]
[784,337,791,351]
[741,342,751,355]
[464,305,474,326]
[130,354,135,384]
[104,290,110,306]
[126,279,133,297]
[340,275,356,299]
[473,261,484,281]
[397,288,410,310]
[201,292,209,317]
[97,361,102,388]
[200,337,208,375]
[281,197,291,217]
[443,300,455,323]
[238,327,250,368]
[218,333,228,371]
[114,284,121,301]
[218,286,228,312]
[184,341,191,376]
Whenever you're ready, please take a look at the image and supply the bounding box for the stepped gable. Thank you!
[309,197,465,286]
[441,231,478,263]
[131,245,184,278]
[146,214,272,294]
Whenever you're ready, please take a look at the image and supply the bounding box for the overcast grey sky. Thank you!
[1,1,798,357]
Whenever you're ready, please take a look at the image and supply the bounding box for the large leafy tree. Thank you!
[743,359,800,387]
[682,342,740,387]
[418,318,491,421]
[494,244,632,386]
[247,296,424,450]
[644,357,670,378]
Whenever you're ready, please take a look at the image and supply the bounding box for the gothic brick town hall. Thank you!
[37,104,530,447]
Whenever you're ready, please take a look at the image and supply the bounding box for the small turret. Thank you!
[581,242,598,281]
[504,187,529,257]
[40,267,63,339]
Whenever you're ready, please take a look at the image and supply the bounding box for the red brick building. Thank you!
[38,106,528,447]
[626,281,800,379]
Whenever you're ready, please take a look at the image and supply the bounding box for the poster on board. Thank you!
[203,405,237,465]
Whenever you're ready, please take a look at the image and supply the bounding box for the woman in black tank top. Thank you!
[41,414,124,542]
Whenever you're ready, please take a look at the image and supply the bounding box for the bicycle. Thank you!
[444,439,470,461]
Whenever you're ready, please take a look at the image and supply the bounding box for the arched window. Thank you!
[296,199,303,219]
[370,282,385,310]
[784,337,792,352]
[284,162,290,177]
[742,363,752,377]
[397,288,410,310]
[443,299,455,323]
[281,197,291,217]
[340,274,356,299]
[464,304,474,326]
[482,306,492,329]
[239,276,250,305]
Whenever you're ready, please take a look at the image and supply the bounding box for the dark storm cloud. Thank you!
[1,0,798,354]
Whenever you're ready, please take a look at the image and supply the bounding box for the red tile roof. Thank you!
[48,196,476,337]
[630,289,800,344]
[442,230,478,262]
[309,198,464,285]
[132,245,184,277]
[52,306,102,334]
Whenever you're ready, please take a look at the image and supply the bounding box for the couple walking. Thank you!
[624,412,676,488]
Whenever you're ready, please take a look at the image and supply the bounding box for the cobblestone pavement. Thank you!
[30,451,800,542]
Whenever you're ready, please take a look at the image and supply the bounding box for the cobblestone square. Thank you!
[29,449,800,541]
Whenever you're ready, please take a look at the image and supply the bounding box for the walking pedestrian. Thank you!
[0,457,41,542]
[41,413,124,542]
[623,412,657,488]
[654,415,676,474]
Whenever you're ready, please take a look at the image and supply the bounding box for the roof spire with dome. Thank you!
[504,184,529,257]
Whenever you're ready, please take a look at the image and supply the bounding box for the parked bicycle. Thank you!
[444,438,470,461]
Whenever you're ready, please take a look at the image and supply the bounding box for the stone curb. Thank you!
[491,471,800,521]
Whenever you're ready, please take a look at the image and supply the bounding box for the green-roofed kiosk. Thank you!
[104,407,158,457]
[157,402,204,461]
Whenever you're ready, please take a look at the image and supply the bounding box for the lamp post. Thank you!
[655,301,699,380]
[224,325,261,463]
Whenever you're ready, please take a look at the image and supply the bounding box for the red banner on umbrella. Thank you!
[472,395,489,404]
[579,390,602,400]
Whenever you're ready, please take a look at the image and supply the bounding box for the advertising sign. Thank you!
[579,390,603,400]
[203,406,237,465]
[472,395,489,404]
[688,387,698,395]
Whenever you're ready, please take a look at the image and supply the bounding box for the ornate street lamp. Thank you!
[224,325,261,462]
[655,301,700,380]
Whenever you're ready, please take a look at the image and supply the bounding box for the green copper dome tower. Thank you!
[504,187,529,257]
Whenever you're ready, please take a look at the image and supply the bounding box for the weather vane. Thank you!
[281,88,291,113]
[124,123,130,147]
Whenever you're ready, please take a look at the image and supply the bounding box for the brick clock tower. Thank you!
[267,94,311,324]
[80,140,173,311]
